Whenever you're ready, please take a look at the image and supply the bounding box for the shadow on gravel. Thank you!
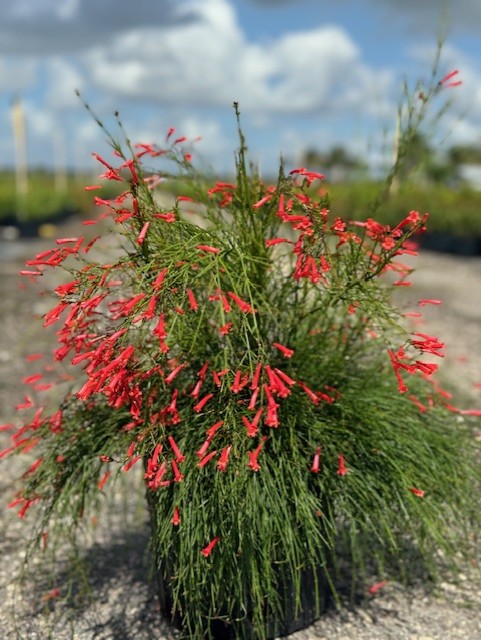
[16,523,439,640]
[14,526,175,640]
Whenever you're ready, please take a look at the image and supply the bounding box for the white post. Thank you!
[390,110,401,194]
[11,96,29,221]
[54,126,68,193]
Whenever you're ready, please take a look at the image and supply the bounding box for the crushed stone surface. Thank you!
[1,221,480,639]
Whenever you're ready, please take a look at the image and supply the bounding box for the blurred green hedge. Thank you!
[2,172,480,242]
[0,171,121,224]
[327,182,481,238]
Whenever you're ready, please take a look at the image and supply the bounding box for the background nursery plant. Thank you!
[4,98,480,639]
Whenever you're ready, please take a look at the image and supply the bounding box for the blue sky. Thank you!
[0,0,479,177]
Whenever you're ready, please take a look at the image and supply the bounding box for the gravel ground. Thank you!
[0,220,480,639]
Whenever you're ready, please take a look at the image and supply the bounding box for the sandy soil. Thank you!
[1,221,480,639]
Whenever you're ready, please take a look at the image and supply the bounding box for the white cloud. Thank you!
[45,58,86,109]
[82,0,393,119]
[0,0,200,54]
[0,58,37,92]
[7,0,479,175]
[366,0,481,34]
[24,102,56,137]
[249,0,481,35]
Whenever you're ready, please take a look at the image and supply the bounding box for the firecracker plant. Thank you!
[3,73,480,639]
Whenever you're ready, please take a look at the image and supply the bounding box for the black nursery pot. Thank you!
[145,469,331,638]
[418,230,481,256]
[154,556,331,639]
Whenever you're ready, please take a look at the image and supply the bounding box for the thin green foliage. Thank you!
[3,69,480,640]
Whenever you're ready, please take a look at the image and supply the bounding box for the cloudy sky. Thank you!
[1,0,480,177]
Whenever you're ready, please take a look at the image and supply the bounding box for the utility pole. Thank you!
[390,109,401,195]
[11,95,29,221]
[54,126,68,193]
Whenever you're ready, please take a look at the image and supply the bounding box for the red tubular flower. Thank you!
[196,244,220,254]
[168,436,185,463]
[25,353,44,362]
[190,379,203,399]
[277,193,285,218]
[418,299,442,306]
[458,408,481,416]
[136,222,150,245]
[122,455,142,472]
[166,389,179,415]
[220,294,232,313]
[171,459,184,482]
[387,349,409,394]
[151,444,163,467]
[212,369,229,387]
[265,405,279,428]
[272,342,294,358]
[195,362,209,380]
[153,267,168,290]
[231,370,249,393]
[393,210,421,232]
[187,288,199,311]
[247,438,266,472]
[250,363,263,390]
[368,580,388,595]
[411,332,445,357]
[409,487,425,497]
[194,393,214,413]
[136,295,158,321]
[273,368,296,386]
[19,270,43,277]
[149,461,167,489]
[171,506,180,526]
[227,291,253,313]
[198,450,218,468]
[438,69,462,88]
[15,395,34,411]
[43,302,69,327]
[196,437,213,459]
[22,457,43,476]
[217,446,232,472]
[311,446,321,474]
[121,158,140,184]
[153,212,176,222]
[153,315,168,349]
[247,387,259,410]
[408,395,427,413]
[242,415,258,438]
[265,237,293,246]
[289,167,325,185]
[23,374,43,385]
[164,363,188,385]
[206,420,224,438]
[97,471,111,491]
[201,536,220,557]
[219,322,233,335]
[299,383,320,405]
[336,453,348,476]
[265,366,290,398]
[40,587,61,602]
[263,384,280,427]
[253,195,272,208]
[414,360,438,376]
